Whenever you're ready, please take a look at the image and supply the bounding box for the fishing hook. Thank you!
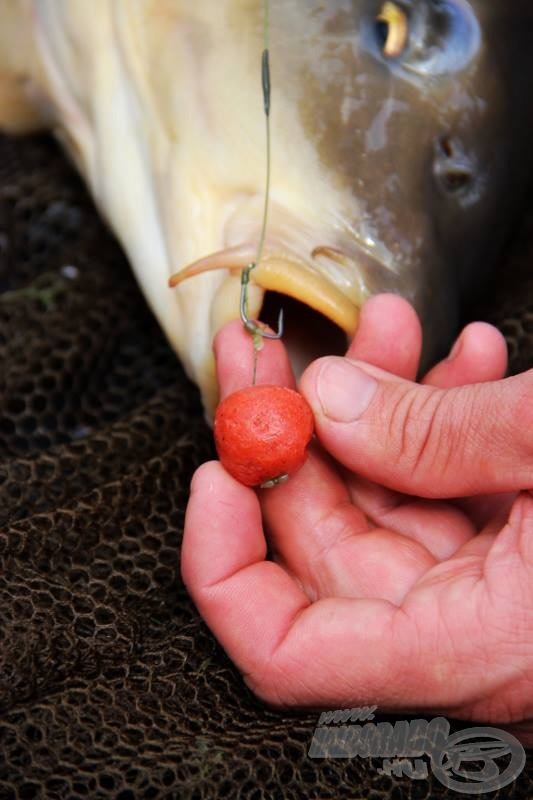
[240,264,284,339]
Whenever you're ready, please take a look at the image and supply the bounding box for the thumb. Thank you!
[300,358,533,498]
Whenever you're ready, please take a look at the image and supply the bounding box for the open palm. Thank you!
[182,295,533,741]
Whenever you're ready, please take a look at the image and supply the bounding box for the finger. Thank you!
[345,475,476,560]
[214,319,295,400]
[181,461,310,672]
[300,360,533,497]
[260,445,435,604]
[453,529,498,559]
[485,491,533,575]
[347,294,422,380]
[423,322,508,388]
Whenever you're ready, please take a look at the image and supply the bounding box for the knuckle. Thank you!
[382,369,533,494]
[407,394,452,489]
[386,384,469,493]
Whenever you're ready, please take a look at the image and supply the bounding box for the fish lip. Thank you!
[168,242,369,338]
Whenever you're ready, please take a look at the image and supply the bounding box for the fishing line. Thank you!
[255,0,271,268]
[240,0,283,384]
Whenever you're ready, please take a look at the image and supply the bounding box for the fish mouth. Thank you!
[169,244,365,377]
[168,243,367,389]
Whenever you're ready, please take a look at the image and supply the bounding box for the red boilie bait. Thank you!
[214,385,314,487]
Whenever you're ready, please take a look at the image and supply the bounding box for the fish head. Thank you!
[0,0,532,413]
[258,0,533,367]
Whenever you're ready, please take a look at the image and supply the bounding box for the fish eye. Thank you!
[375,2,409,59]
[368,1,481,78]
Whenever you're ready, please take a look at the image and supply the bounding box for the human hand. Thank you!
[182,295,533,740]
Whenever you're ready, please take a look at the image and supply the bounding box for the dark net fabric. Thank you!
[0,134,531,799]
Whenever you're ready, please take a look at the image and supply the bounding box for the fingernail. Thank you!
[316,360,377,423]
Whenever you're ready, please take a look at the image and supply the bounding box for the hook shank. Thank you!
[240,264,283,339]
